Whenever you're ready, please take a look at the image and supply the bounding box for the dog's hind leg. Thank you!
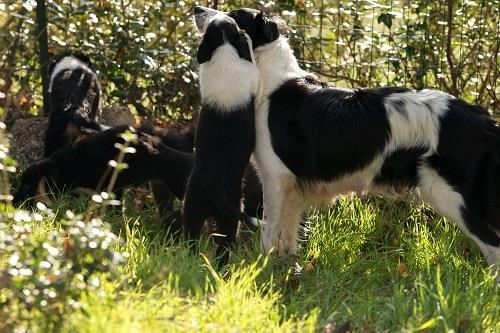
[214,213,239,268]
[418,165,499,274]
[182,190,207,242]
[13,160,54,207]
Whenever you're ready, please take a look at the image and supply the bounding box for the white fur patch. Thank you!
[418,164,465,226]
[194,6,223,33]
[254,99,293,180]
[384,90,452,156]
[254,37,308,105]
[48,56,93,92]
[248,216,266,227]
[199,43,259,110]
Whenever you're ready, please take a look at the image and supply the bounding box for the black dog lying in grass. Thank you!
[15,125,191,208]
[14,124,263,234]
[44,53,104,157]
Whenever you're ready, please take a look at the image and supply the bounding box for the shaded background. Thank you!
[0,0,498,123]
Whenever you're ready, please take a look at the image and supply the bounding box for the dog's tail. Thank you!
[214,193,265,229]
[156,146,193,199]
[70,113,106,133]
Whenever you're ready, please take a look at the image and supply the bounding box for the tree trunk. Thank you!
[36,0,50,116]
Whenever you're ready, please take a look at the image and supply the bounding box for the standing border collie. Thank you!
[194,7,500,271]
[183,14,260,262]
[44,53,103,157]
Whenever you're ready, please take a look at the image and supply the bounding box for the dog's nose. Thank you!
[194,6,205,15]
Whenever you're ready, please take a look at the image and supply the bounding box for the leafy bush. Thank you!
[0,0,497,121]
[0,121,128,332]
[0,210,125,332]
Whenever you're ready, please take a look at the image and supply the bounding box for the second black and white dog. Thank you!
[44,53,103,157]
[183,14,260,261]
[194,7,500,271]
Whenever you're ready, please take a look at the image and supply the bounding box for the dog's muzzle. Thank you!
[193,6,223,33]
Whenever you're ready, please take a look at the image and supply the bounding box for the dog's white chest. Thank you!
[253,98,293,182]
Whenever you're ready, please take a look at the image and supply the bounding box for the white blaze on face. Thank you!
[48,56,93,92]
[194,6,224,33]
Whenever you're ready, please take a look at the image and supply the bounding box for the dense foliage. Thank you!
[0,0,498,122]
[0,2,498,331]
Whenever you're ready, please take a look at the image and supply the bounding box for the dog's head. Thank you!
[196,13,253,64]
[48,52,96,94]
[48,52,93,77]
[196,13,260,110]
[194,6,284,49]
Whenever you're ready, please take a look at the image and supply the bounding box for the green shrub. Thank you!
[0,211,126,332]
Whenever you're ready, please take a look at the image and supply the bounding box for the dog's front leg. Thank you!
[278,184,306,255]
[261,174,299,254]
[261,176,285,253]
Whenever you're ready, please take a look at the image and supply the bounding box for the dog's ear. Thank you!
[196,37,214,65]
[254,11,279,44]
[234,34,253,62]
[197,24,224,64]
[197,37,214,64]
[72,52,93,68]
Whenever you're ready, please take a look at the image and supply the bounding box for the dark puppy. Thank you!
[183,14,261,262]
[150,125,196,216]
[14,125,192,212]
[44,53,104,157]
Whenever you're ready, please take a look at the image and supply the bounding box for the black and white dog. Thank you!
[194,7,500,271]
[183,13,260,260]
[44,53,104,157]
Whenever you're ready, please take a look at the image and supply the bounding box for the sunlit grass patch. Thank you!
[64,257,317,333]
[1,193,498,332]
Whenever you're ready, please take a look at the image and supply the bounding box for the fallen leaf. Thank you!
[458,317,471,333]
[362,321,374,333]
[397,262,407,277]
[304,256,318,273]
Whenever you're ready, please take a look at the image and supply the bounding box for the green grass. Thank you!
[2,192,499,332]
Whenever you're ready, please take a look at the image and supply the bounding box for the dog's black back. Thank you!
[183,102,256,245]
